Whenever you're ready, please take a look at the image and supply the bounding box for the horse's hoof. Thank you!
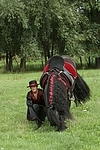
[56,126,67,132]
[50,123,56,126]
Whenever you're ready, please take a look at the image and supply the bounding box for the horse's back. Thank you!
[62,55,77,79]
[62,55,76,68]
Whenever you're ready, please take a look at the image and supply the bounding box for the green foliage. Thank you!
[0,0,28,54]
[0,70,100,150]
[0,0,100,70]
[76,0,100,57]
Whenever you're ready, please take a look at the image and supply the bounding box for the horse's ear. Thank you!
[49,56,64,70]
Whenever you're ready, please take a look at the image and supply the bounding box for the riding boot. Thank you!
[35,118,42,129]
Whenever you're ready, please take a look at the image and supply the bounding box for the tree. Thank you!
[26,0,83,64]
[0,0,28,71]
[74,0,100,68]
[1,0,100,71]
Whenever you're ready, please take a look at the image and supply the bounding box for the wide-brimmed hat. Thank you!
[27,80,39,88]
[48,55,64,70]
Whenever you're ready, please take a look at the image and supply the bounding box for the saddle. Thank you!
[40,56,75,89]
[48,55,64,71]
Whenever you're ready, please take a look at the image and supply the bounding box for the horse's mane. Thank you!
[46,71,72,119]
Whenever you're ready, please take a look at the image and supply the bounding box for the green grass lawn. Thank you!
[0,70,100,150]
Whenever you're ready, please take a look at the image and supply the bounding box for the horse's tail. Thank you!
[74,73,90,105]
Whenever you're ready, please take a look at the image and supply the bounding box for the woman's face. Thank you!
[30,86,38,93]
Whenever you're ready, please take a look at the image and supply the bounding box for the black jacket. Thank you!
[26,88,45,107]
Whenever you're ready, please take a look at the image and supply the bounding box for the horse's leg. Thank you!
[47,107,66,131]
[47,107,60,128]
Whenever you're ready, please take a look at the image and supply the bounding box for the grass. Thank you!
[0,70,100,150]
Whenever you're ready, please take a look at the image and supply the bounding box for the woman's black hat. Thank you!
[27,80,39,88]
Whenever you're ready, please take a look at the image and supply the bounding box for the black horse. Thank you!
[40,55,90,131]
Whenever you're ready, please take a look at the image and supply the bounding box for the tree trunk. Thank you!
[79,56,83,67]
[51,42,54,57]
[43,44,47,66]
[20,56,26,71]
[95,57,100,68]
[41,51,44,68]
[6,52,9,71]
[5,52,13,71]
[43,42,49,65]
[47,43,50,59]
[8,53,13,71]
[88,56,91,68]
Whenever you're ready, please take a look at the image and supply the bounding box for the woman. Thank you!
[26,80,46,128]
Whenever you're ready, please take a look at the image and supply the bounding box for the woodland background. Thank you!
[0,0,100,72]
